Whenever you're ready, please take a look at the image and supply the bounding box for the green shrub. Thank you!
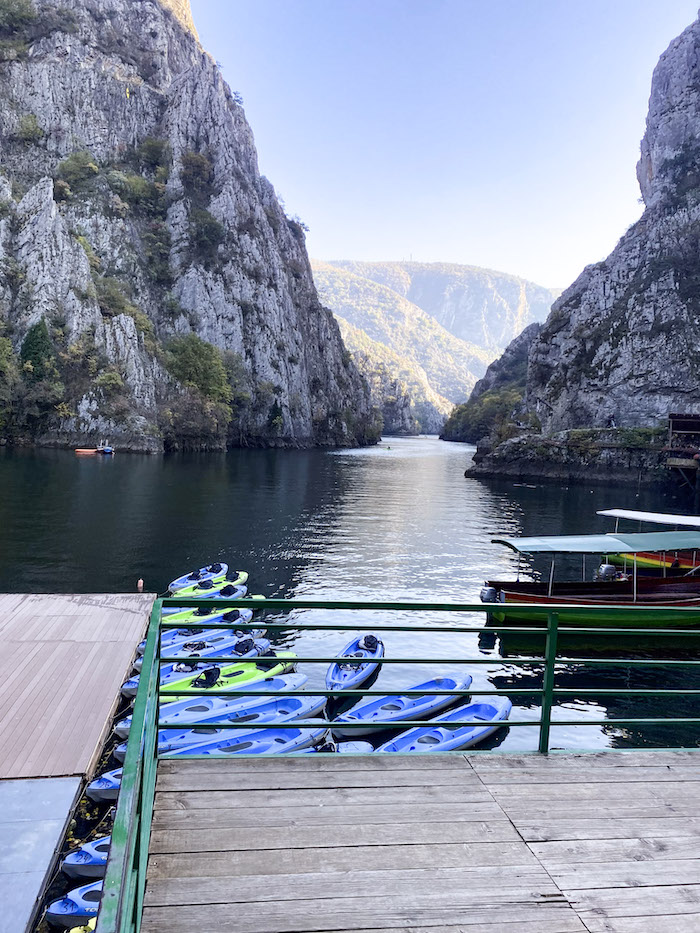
[181,151,214,201]
[75,234,101,272]
[136,136,171,172]
[20,317,55,381]
[142,220,172,285]
[93,370,124,394]
[0,335,19,432]
[95,276,135,317]
[165,334,232,405]
[441,387,524,443]
[0,0,36,33]
[53,179,72,201]
[14,112,43,143]
[189,207,224,265]
[56,151,99,189]
[107,170,167,215]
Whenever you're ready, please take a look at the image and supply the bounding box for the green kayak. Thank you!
[161,594,264,627]
[159,652,296,701]
[172,570,248,599]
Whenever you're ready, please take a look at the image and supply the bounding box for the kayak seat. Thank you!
[210,563,223,572]
[182,641,207,651]
[418,735,441,744]
[221,742,252,752]
[381,702,404,711]
[219,585,236,596]
[223,610,241,621]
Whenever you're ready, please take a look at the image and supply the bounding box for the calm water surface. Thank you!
[1,436,698,751]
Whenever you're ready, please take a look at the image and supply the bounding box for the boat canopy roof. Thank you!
[491,531,700,554]
[597,508,700,528]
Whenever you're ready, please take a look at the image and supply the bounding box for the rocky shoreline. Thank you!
[465,429,670,487]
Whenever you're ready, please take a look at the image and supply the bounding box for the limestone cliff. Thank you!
[469,12,700,482]
[524,13,700,433]
[335,315,449,434]
[0,0,376,451]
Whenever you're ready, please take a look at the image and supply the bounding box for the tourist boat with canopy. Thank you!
[598,508,700,573]
[480,530,700,625]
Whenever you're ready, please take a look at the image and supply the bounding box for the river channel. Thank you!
[1,436,697,751]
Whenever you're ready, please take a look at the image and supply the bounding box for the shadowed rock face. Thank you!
[522,13,700,434]
[0,0,375,451]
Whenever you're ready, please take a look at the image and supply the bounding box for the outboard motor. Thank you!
[595,563,618,582]
[480,586,498,603]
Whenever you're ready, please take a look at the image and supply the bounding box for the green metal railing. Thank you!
[97,597,700,933]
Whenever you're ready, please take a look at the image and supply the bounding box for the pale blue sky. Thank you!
[191,0,699,288]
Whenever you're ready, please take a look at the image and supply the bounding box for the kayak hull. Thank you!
[115,693,326,760]
[114,674,308,738]
[162,723,327,757]
[169,563,229,593]
[333,675,473,736]
[62,836,111,880]
[375,698,512,753]
[159,653,296,701]
[45,882,102,928]
[326,635,384,691]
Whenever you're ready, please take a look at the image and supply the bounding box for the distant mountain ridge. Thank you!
[313,259,555,434]
[325,261,558,351]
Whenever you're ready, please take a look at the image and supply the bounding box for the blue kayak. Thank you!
[163,724,327,757]
[135,607,256,657]
[375,697,513,753]
[62,836,111,879]
[300,740,374,754]
[117,694,328,760]
[162,582,247,615]
[169,562,228,593]
[45,881,102,928]
[333,674,473,736]
[122,637,271,697]
[114,673,309,739]
[326,634,384,691]
[86,768,122,802]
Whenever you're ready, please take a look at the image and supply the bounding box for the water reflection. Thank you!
[0,436,698,750]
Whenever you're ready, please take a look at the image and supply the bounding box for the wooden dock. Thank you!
[0,592,153,779]
[143,750,700,933]
[0,592,152,933]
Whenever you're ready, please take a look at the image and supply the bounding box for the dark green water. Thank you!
[1,436,698,751]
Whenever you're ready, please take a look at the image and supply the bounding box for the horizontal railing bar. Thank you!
[153,689,541,700]
[157,656,547,664]
[159,619,700,636]
[159,620,552,634]
[554,688,700,696]
[153,715,700,736]
[161,598,700,617]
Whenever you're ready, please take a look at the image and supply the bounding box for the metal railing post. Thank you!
[538,610,559,755]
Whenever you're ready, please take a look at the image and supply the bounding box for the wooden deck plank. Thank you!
[147,840,539,879]
[0,593,152,779]
[144,865,562,908]
[149,817,520,854]
[155,766,477,791]
[151,800,506,829]
[140,901,583,933]
[145,743,700,933]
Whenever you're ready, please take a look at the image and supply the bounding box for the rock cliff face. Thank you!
[441,323,541,443]
[0,0,376,451]
[335,315,448,434]
[523,13,700,434]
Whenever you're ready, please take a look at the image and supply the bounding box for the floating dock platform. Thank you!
[0,593,153,933]
[142,750,700,933]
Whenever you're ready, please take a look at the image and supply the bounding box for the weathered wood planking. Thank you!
[144,750,700,933]
[0,593,152,779]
